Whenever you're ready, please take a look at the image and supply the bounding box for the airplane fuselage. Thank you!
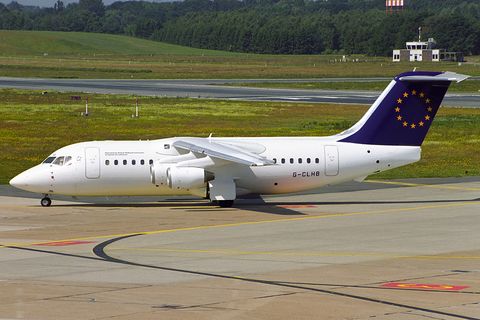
[14,137,420,198]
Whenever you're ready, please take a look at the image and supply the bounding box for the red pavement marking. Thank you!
[36,241,96,246]
[381,282,469,291]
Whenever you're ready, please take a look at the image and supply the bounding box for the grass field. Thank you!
[1,89,479,184]
[1,31,480,81]
[0,30,233,56]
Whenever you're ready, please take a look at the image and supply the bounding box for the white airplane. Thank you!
[10,71,468,207]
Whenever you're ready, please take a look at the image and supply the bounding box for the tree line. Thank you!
[1,0,479,56]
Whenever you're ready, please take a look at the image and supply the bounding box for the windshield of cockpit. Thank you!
[43,156,73,166]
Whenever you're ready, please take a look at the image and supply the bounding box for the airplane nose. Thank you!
[9,166,51,193]
[10,173,27,188]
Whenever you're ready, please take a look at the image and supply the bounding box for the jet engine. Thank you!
[151,163,214,190]
[167,166,214,190]
[150,163,170,186]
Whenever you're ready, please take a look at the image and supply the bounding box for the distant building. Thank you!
[393,38,464,62]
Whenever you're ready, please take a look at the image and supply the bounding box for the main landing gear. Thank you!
[217,200,234,208]
[41,196,52,207]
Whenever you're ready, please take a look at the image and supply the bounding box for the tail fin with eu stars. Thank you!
[337,71,469,147]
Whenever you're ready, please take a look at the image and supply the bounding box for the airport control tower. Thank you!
[392,27,465,62]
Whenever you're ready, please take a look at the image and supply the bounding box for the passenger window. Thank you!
[132,160,136,165]
[123,160,127,165]
[43,156,56,164]
[141,159,145,165]
[281,158,285,164]
[315,158,319,164]
[114,160,119,165]
[290,158,294,164]
[149,159,153,165]
[298,158,302,164]
[307,158,311,164]
[105,160,110,166]
[52,156,65,166]
[273,158,277,164]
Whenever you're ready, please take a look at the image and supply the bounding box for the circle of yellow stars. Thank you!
[395,90,433,129]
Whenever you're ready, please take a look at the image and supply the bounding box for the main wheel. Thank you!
[41,197,52,207]
[218,200,234,208]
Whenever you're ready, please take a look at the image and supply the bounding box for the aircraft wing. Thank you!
[172,138,274,166]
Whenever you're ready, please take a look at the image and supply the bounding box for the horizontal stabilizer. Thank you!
[398,71,469,83]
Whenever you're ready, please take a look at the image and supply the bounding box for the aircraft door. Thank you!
[324,146,339,176]
[85,147,100,179]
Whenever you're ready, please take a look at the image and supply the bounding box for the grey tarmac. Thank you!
[0,77,479,107]
[1,177,479,319]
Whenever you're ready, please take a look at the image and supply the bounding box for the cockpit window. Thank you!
[52,156,65,166]
[43,156,56,164]
[64,156,73,166]
[44,156,73,166]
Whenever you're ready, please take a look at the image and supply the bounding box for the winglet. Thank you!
[338,71,469,147]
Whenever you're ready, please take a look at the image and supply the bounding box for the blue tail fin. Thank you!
[338,71,468,146]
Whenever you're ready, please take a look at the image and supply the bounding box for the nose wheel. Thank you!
[41,197,52,207]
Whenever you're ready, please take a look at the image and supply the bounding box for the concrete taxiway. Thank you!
[1,177,479,319]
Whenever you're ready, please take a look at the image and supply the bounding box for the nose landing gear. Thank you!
[41,196,52,207]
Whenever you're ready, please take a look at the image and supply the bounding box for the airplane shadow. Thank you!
[48,196,307,216]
